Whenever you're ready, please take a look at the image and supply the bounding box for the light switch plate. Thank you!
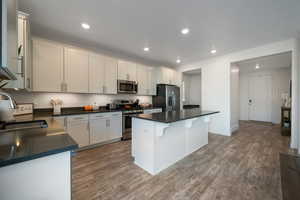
[14,103,33,115]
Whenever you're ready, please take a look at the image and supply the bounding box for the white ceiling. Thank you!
[19,0,300,67]
[234,51,292,73]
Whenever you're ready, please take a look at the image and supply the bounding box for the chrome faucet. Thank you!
[0,91,17,109]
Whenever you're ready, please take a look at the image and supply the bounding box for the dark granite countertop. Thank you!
[0,116,78,168]
[34,107,162,117]
[133,109,219,123]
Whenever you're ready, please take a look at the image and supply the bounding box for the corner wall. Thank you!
[293,37,300,152]
[178,39,296,138]
[230,65,240,133]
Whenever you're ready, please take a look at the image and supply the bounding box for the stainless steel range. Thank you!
[122,109,143,140]
[113,100,143,140]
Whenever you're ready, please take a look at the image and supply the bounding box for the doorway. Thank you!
[182,69,202,109]
[230,52,292,132]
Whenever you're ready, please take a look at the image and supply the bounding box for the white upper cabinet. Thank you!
[64,47,89,93]
[137,64,157,95]
[173,70,182,87]
[118,60,137,81]
[147,67,157,95]
[156,66,181,86]
[89,53,105,93]
[136,64,148,95]
[7,12,32,90]
[32,39,64,92]
[104,56,118,94]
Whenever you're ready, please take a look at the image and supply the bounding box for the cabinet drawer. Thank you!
[67,115,89,123]
[89,112,122,120]
[110,112,122,117]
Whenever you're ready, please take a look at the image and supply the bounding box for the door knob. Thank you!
[248,99,252,106]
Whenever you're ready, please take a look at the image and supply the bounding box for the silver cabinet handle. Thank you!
[64,117,67,129]
[61,82,64,92]
[26,78,31,89]
[61,82,68,92]
[106,119,110,127]
[17,56,25,77]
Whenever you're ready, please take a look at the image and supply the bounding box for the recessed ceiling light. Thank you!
[81,23,90,30]
[181,28,190,35]
[143,47,150,52]
[255,64,260,69]
[176,59,181,64]
[211,49,217,54]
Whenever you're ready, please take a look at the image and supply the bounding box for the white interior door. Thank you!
[248,75,272,122]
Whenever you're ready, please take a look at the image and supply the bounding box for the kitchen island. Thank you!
[132,109,219,175]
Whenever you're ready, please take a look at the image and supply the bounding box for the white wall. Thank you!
[293,37,300,153]
[230,65,240,133]
[8,91,152,109]
[178,39,296,137]
[182,74,201,106]
[239,68,291,124]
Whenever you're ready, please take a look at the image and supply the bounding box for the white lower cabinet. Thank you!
[108,113,122,140]
[62,112,122,148]
[89,116,107,144]
[66,115,90,148]
[89,112,122,144]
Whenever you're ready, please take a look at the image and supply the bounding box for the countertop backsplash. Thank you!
[7,91,152,109]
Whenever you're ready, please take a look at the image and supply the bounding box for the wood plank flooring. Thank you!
[72,121,292,200]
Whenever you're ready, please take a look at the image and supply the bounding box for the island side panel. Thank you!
[0,151,71,200]
[186,117,209,155]
[154,121,187,174]
[132,118,156,175]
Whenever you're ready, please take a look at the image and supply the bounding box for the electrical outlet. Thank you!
[14,103,33,115]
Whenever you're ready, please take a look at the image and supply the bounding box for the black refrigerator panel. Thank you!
[153,84,180,111]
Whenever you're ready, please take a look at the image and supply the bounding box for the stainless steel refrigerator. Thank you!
[153,84,180,111]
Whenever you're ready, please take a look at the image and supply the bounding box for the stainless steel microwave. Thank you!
[117,80,138,94]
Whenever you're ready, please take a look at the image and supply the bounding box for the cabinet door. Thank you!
[32,39,64,92]
[148,67,157,95]
[67,120,90,147]
[64,47,89,93]
[166,68,174,85]
[104,56,118,94]
[137,64,148,95]
[54,117,66,130]
[171,70,181,86]
[118,60,137,81]
[107,113,122,140]
[89,118,107,144]
[117,60,128,80]
[127,62,137,81]
[89,53,105,93]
